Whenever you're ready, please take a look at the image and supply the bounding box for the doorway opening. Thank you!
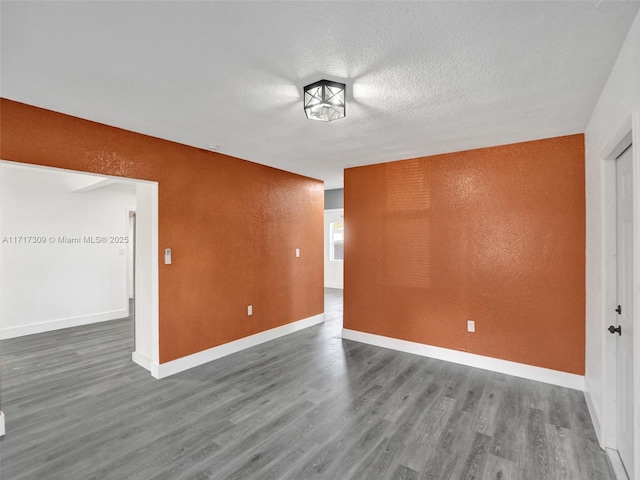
[0,160,158,372]
[324,207,344,335]
[127,208,137,344]
[602,121,637,480]
[324,208,344,290]
[613,142,634,479]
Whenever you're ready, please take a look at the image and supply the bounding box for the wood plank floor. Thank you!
[0,289,614,480]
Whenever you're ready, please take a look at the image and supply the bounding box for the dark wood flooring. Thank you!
[0,289,614,479]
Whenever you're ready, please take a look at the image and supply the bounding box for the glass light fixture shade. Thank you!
[303,80,346,122]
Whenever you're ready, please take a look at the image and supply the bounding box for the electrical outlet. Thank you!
[295,248,300,258]
[467,320,475,333]
[247,305,253,316]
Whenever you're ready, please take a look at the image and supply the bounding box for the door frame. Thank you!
[601,112,640,477]
[126,208,136,302]
[0,160,160,375]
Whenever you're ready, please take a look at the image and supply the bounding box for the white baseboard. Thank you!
[0,411,5,437]
[132,351,153,372]
[151,313,325,379]
[584,387,605,448]
[342,329,585,391]
[0,309,128,340]
[606,448,630,480]
[324,283,344,289]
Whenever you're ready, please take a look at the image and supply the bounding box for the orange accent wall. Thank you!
[344,135,585,375]
[0,99,324,363]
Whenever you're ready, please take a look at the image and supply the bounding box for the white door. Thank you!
[615,144,634,479]
[324,209,344,289]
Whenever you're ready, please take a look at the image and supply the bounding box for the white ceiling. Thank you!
[0,161,137,195]
[2,1,639,189]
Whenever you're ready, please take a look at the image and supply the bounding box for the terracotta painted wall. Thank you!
[0,99,324,363]
[344,135,585,375]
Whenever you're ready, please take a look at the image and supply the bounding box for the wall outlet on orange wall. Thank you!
[467,320,475,333]
[247,305,253,316]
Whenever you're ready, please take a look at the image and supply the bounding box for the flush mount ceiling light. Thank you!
[303,80,346,122]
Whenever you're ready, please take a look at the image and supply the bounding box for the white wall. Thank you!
[0,163,136,338]
[324,209,344,289]
[132,181,159,373]
[584,8,640,463]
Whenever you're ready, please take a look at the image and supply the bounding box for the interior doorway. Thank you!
[324,208,344,289]
[613,143,634,479]
[0,160,158,372]
[127,208,137,348]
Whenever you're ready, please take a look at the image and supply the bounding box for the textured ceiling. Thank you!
[1,1,639,189]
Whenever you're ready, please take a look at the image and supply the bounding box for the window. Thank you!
[330,222,344,262]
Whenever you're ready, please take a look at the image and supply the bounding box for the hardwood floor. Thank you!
[0,289,614,480]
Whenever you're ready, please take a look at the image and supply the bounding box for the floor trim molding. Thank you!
[0,309,128,340]
[342,329,585,391]
[151,313,325,379]
[606,448,630,480]
[584,386,605,448]
[132,351,153,372]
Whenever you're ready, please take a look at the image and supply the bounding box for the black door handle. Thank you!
[615,305,622,314]
[608,325,622,336]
